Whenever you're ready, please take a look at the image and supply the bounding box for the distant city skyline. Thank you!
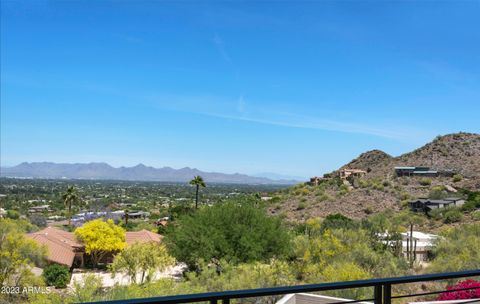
[1,1,479,177]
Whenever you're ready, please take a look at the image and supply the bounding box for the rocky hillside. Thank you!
[269,132,480,222]
[337,132,480,179]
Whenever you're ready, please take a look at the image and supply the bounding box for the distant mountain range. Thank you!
[252,172,306,181]
[0,162,301,185]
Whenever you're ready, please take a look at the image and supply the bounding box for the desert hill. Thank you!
[336,132,480,178]
[269,132,480,222]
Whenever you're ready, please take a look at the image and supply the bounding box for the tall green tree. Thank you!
[164,199,291,268]
[189,176,206,209]
[62,185,79,226]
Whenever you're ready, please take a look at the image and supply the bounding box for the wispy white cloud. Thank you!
[199,111,406,139]
[212,33,232,62]
[236,95,247,115]
[146,94,425,140]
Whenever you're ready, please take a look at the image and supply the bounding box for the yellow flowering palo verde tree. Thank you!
[74,219,126,268]
[110,242,175,284]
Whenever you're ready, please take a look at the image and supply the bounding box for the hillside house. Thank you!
[379,231,439,262]
[26,227,162,268]
[395,167,439,177]
[401,231,439,261]
[70,210,150,227]
[409,197,465,213]
[28,204,51,213]
[309,176,323,185]
[27,227,86,268]
[339,169,367,180]
[125,211,150,219]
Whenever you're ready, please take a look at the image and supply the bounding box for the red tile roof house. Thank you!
[26,227,163,269]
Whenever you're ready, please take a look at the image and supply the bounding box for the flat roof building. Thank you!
[409,197,465,213]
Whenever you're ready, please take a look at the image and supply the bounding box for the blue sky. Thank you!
[1,1,479,178]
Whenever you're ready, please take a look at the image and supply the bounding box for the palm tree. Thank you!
[189,176,206,209]
[62,186,78,226]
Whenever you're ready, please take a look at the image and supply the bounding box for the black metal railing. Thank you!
[85,269,480,304]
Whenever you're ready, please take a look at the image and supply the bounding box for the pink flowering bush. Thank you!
[437,280,480,300]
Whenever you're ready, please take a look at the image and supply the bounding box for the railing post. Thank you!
[374,284,383,304]
[383,284,391,304]
[222,299,230,304]
[210,300,218,304]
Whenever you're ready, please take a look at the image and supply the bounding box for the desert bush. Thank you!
[472,211,480,221]
[316,193,331,203]
[294,187,310,196]
[461,191,480,212]
[164,199,291,268]
[429,186,447,199]
[43,264,70,288]
[7,209,20,219]
[297,202,306,210]
[419,178,432,186]
[359,180,370,188]
[320,213,357,232]
[338,184,350,196]
[269,196,281,204]
[71,274,103,303]
[429,208,444,221]
[452,174,463,183]
[430,224,480,272]
[399,191,410,201]
[443,209,463,223]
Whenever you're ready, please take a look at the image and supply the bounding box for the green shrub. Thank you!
[419,178,432,186]
[472,211,480,221]
[43,264,70,288]
[320,213,357,231]
[294,188,310,196]
[297,202,306,210]
[316,193,331,203]
[7,210,20,219]
[338,184,350,196]
[452,174,463,183]
[470,210,480,221]
[429,186,446,199]
[269,196,281,204]
[444,209,463,224]
[461,192,480,212]
[429,208,444,221]
[164,199,291,268]
[358,180,370,188]
[399,192,410,201]
[430,224,480,272]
